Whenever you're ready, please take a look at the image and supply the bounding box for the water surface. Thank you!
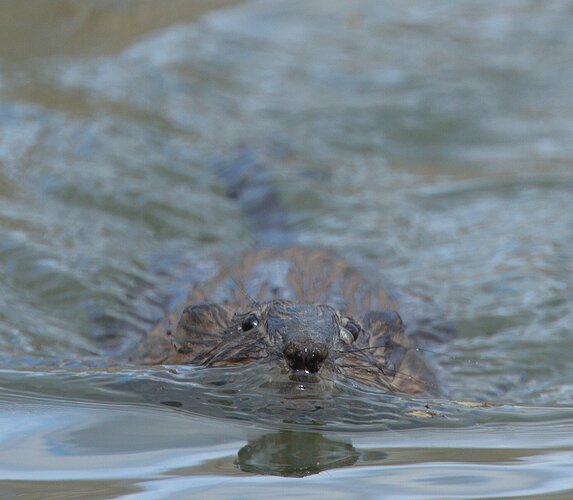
[1,0,573,497]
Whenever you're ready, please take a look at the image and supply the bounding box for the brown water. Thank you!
[1,1,573,498]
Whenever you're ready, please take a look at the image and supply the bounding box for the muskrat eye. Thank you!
[241,314,259,332]
[344,319,361,340]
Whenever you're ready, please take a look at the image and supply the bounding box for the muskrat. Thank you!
[136,247,452,394]
[135,150,453,394]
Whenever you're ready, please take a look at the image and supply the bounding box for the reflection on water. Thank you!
[237,431,361,477]
[1,0,573,496]
[3,387,573,497]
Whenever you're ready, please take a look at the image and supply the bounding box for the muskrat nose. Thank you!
[283,344,327,374]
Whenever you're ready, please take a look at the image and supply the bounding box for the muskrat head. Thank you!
[264,301,361,377]
[170,299,362,381]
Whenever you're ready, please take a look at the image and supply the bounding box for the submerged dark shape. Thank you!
[136,247,453,394]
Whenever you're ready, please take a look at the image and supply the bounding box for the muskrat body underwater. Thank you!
[136,247,453,394]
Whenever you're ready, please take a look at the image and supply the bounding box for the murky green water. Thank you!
[1,0,573,497]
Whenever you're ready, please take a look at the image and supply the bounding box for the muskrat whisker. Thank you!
[334,363,377,372]
[218,354,267,364]
[202,335,265,366]
[336,344,455,362]
[196,335,237,364]
[202,339,242,361]
[231,277,257,307]
[336,360,440,393]
[334,364,398,391]
[412,346,467,363]
[333,345,386,354]
[338,348,381,364]
[206,354,266,367]
[335,358,393,377]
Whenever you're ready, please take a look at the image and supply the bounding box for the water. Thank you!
[1,0,573,497]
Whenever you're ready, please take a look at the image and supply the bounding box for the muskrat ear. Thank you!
[341,317,362,341]
[360,310,405,346]
[172,303,234,354]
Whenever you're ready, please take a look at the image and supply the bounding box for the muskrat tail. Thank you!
[212,147,297,248]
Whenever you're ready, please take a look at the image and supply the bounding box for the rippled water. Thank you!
[1,0,573,497]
